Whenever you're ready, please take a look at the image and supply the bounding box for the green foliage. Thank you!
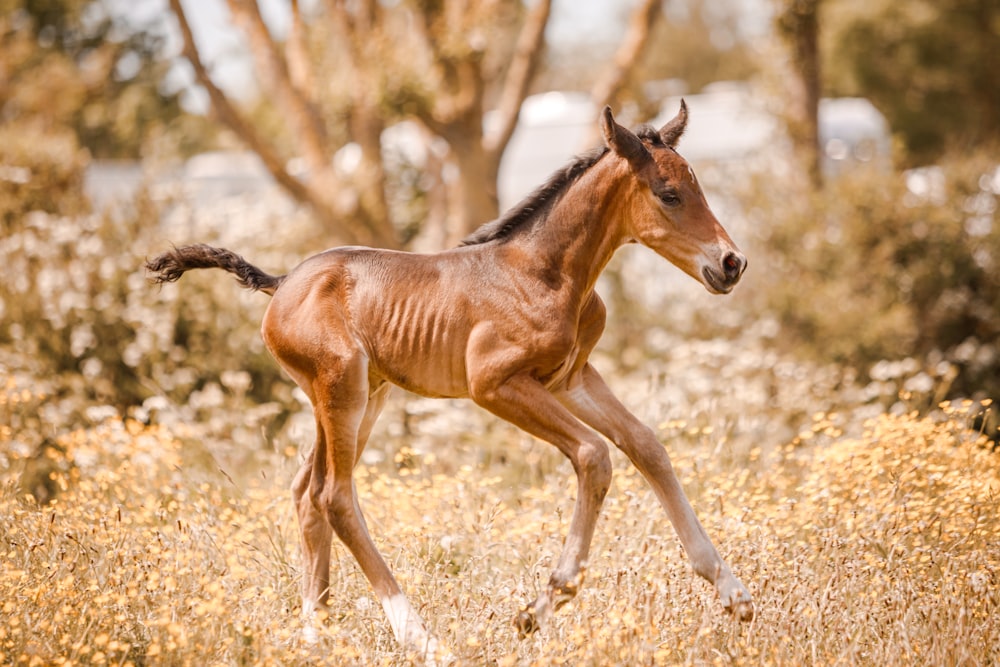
[0,101,268,458]
[0,0,214,159]
[744,151,1000,399]
[828,0,1000,165]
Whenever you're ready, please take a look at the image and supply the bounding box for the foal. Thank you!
[147,104,753,661]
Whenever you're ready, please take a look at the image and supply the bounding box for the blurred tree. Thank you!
[633,0,758,99]
[745,149,1000,402]
[777,0,822,189]
[828,0,1000,166]
[0,0,211,161]
[559,0,662,149]
[168,0,663,249]
[589,0,662,114]
[540,0,759,128]
[170,0,550,248]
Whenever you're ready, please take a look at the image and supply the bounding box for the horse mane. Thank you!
[634,124,664,146]
[459,145,610,247]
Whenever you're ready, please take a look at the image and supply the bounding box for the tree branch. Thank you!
[589,0,662,111]
[484,0,552,158]
[403,1,488,132]
[170,0,400,247]
[322,0,398,247]
[168,0,315,207]
[286,0,317,97]
[225,0,329,171]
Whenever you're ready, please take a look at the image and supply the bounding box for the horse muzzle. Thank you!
[702,251,747,294]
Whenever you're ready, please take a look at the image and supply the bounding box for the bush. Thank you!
[742,150,1000,402]
[0,193,297,442]
[0,122,89,227]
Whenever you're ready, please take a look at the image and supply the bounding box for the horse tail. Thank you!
[146,244,286,296]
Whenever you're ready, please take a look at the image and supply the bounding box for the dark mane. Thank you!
[459,146,610,247]
[635,124,664,146]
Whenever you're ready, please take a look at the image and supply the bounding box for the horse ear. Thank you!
[600,105,653,170]
[659,99,688,148]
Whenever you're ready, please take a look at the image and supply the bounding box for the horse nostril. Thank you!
[722,252,745,281]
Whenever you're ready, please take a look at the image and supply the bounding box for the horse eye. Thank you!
[658,191,681,207]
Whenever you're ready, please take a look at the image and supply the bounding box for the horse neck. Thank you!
[520,158,631,298]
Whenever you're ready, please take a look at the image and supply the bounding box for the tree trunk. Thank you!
[349,105,397,248]
[450,140,500,245]
[590,0,662,111]
[778,0,823,189]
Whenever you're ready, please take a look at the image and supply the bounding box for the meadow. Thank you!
[1,150,998,667]
[2,334,997,666]
[4,2,1000,663]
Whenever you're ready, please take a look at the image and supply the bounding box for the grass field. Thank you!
[2,370,998,666]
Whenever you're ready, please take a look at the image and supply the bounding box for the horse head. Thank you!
[601,103,747,294]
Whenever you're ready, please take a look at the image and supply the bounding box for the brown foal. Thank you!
[147,104,753,662]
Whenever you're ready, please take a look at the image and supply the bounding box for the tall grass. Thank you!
[2,124,998,667]
[2,373,996,666]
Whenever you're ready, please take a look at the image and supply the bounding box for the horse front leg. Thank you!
[557,364,754,621]
[469,372,613,636]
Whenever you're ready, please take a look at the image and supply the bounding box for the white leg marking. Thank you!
[381,593,423,643]
[301,604,321,645]
[381,594,452,664]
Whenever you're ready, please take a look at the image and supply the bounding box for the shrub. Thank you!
[0,121,89,227]
[0,193,297,441]
[742,150,1000,402]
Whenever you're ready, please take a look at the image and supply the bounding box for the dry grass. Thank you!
[1,376,998,666]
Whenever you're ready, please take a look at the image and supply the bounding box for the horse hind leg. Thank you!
[288,367,390,618]
[293,386,390,640]
[292,429,334,618]
[291,433,335,645]
[306,356,449,662]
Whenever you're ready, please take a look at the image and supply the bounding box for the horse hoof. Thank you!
[728,597,754,622]
[421,637,456,667]
[718,573,754,622]
[514,605,539,638]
